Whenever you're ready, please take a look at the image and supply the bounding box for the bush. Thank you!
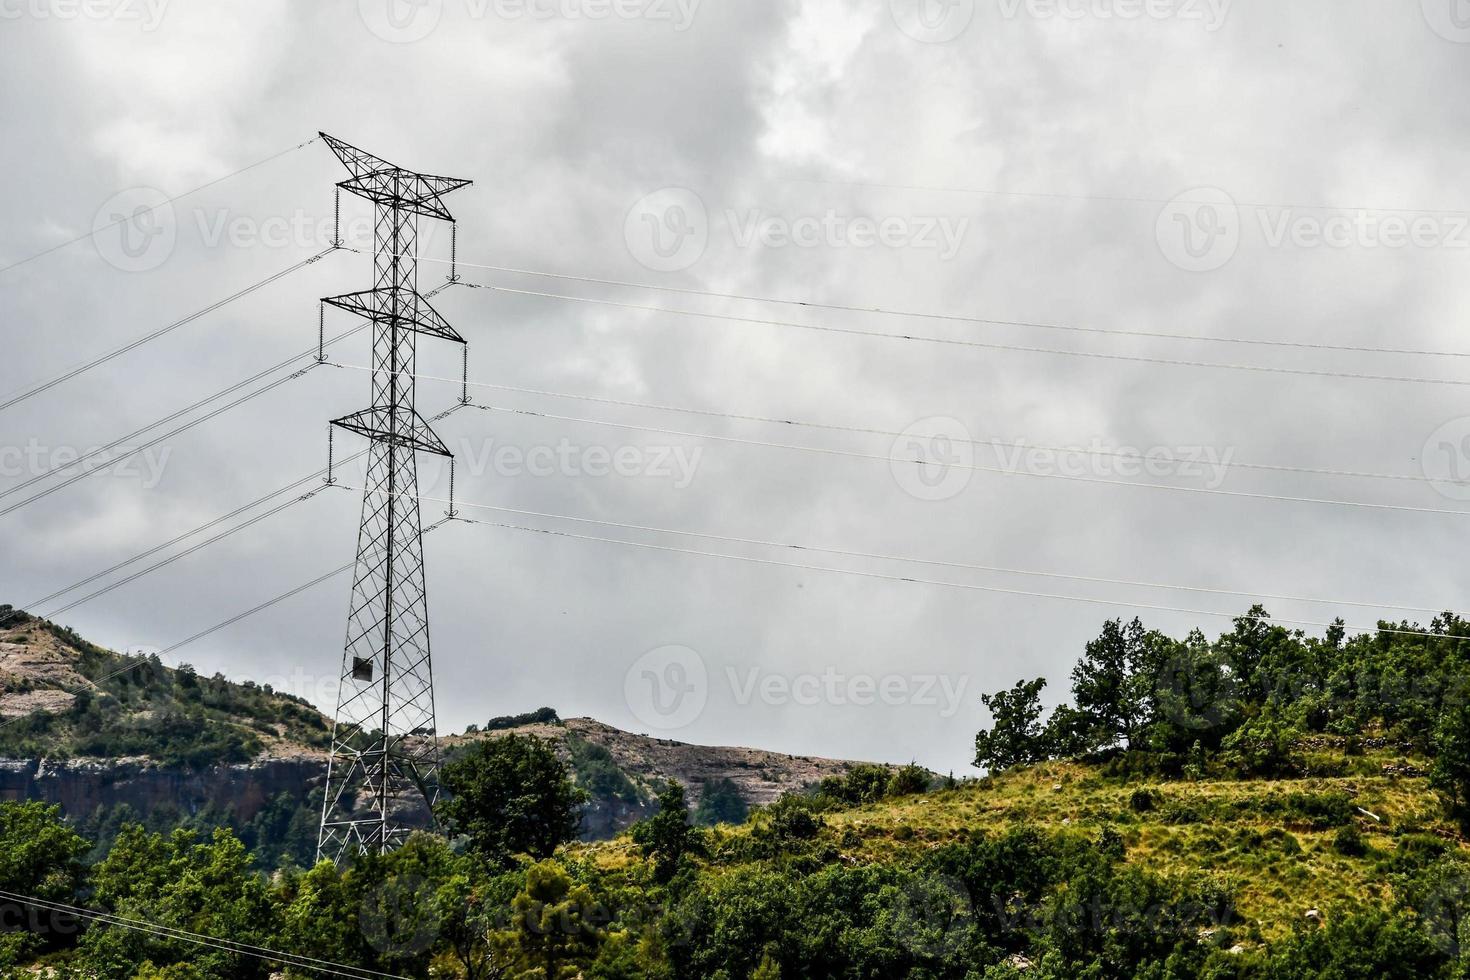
[693,777,749,826]
[485,707,561,731]
[1129,788,1163,813]
[1333,825,1368,857]
[761,795,823,841]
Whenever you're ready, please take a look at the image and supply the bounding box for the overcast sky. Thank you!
[3,0,1470,775]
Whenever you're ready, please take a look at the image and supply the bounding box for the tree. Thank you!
[495,860,603,979]
[886,763,932,797]
[973,678,1051,773]
[1219,706,1302,778]
[79,826,280,980]
[632,781,703,883]
[0,802,90,967]
[438,734,588,868]
[692,778,748,826]
[1433,702,1470,830]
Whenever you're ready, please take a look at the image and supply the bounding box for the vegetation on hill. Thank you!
[4,607,1470,978]
[0,607,331,766]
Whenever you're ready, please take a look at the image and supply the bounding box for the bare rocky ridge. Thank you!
[0,628,91,718]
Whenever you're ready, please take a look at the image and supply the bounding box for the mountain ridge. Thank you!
[0,605,875,853]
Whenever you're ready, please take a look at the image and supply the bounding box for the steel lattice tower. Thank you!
[317,133,471,864]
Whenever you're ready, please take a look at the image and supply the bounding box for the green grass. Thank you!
[572,737,1460,942]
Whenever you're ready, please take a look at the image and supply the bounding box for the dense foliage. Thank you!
[6,609,1470,977]
[437,733,589,868]
[975,608,1470,796]
[6,794,1470,979]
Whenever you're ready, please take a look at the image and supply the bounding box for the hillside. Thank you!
[0,605,871,855]
[533,733,1464,972]
[704,740,1449,944]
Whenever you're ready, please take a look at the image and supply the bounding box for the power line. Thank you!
[0,361,329,520]
[766,173,1470,218]
[455,398,1470,517]
[0,888,411,980]
[324,360,1459,488]
[24,455,365,610]
[21,405,462,654]
[39,487,332,619]
[0,246,339,414]
[29,402,464,615]
[445,511,1454,640]
[0,290,432,517]
[156,517,456,658]
[330,481,1463,638]
[0,136,322,276]
[454,279,1470,387]
[336,484,1451,617]
[416,253,1470,359]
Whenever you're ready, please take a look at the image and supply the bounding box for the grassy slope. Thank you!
[575,737,1458,943]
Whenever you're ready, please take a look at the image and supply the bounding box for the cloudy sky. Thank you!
[2,0,1470,775]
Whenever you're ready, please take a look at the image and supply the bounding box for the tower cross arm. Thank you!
[322,132,472,221]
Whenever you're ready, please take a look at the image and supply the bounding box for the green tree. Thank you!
[1220,706,1302,777]
[974,677,1051,773]
[1070,618,1151,752]
[886,763,932,797]
[0,801,90,966]
[1432,702,1470,830]
[692,777,749,826]
[495,860,603,979]
[79,826,280,980]
[631,781,703,884]
[438,734,588,868]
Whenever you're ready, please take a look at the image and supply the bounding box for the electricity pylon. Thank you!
[316,132,470,864]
